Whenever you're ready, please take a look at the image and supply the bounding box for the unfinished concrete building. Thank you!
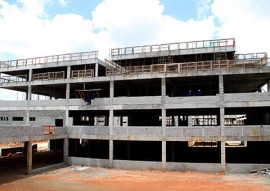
[0,38,270,174]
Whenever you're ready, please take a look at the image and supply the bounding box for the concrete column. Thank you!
[110,80,114,98]
[109,109,114,168]
[219,75,225,135]
[162,141,166,170]
[219,75,226,172]
[161,77,166,170]
[63,137,69,164]
[27,137,33,175]
[28,69,33,82]
[67,66,71,79]
[109,80,114,168]
[95,63,99,77]
[66,83,70,99]
[220,141,226,172]
[26,85,32,101]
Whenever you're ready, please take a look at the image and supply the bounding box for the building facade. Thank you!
[0,38,270,174]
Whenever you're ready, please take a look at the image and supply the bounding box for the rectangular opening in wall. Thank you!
[55,119,63,127]
[29,117,36,121]
[0,117,9,121]
[189,141,247,148]
[12,117,23,121]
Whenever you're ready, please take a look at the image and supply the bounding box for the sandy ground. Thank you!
[1,166,270,191]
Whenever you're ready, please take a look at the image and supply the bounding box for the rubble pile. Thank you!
[250,168,270,178]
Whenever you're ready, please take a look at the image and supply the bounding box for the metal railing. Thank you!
[0,51,98,69]
[32,71,65,81]
[72,69,94,78]
[111,38,235,56]
[0,74,27,83]
[106,58,267,76]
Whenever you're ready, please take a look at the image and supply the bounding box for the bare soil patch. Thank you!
[1,166,270,191]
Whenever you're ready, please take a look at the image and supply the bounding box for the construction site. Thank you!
[0,38,270,176]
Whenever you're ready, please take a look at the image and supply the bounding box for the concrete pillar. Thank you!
[66,83,70,99]
[109,80,114,168]
[67,66,71,79]
[109,109,114,168]
[219,75,226,172]
[109,140,113,167]
[95,63,99,77]
[219,75,225,135]
[28,69,33,82]
[26,137,33,175]
[162,141,166,170]
[220,141,226,172]
[110,80,114,98]
[63,137,68,164]
[26,85,32,101]
[26,69,33,101]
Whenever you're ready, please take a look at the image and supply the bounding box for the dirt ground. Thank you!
[1,166,270,191]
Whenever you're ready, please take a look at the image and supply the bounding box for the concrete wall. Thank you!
[67,125,270,142]
[67,157,270,174]
[0,126,67,143]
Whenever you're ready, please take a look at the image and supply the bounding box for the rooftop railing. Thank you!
[0,51,98,69]
[106,58,267,76]
[111,38,235,56]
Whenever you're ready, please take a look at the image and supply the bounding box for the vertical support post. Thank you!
[161,77,166,170]
[67,66,71,79]
[27,69,32,101]
[95,63,99,77]
[110,80,114,98]
[66,83,70,99]
[63,137,68,164]
[66,66,71,99]
[220,141,226,172]
[63,110,69,164]
[109,109,114,168]
[219,75,226,172]
[109,80,114,168]
[27,137,33,175]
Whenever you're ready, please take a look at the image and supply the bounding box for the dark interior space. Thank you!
[224,73,270,93]
[114,52,235,67]
[49,139,64,162]
[225,107,270,125]
[226,141,270,163]
[68,139,109,159]
[166,76,219,97]
[166,108,220,126]
[114,110,161,126]
[114,79,161,97]
[70,81,110,99]
[114,140,161,161]
[166,141,221,163]
[69,110,109,126]
[32,66,67,78]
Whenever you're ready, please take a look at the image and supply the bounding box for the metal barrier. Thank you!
[111,38,235,56]
[106,58,267,76]
[72,69,94,78]
[0,51,98,69]
[32,71,65,81]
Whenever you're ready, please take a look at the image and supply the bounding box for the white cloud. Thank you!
[1,0,270,100]
[58,0,69,7]
[211,0,270,55]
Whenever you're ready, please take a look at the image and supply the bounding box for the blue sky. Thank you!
[43,0,199,21]
[0,0,270,100]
